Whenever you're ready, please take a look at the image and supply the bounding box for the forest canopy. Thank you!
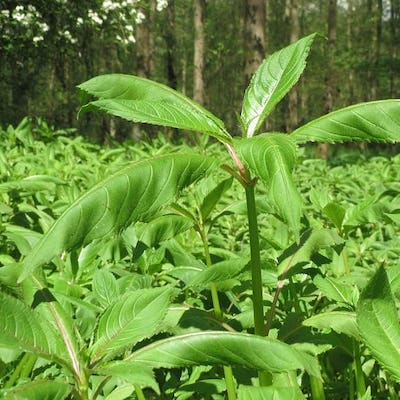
[0,0,399,140]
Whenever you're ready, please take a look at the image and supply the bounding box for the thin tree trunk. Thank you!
[244,0,266,83]
[389,0,399,97]
[165,0,177,89]
[136,0,155,78]
[317,0,336,159]
[371,0,383,98]
[193,0,206,105]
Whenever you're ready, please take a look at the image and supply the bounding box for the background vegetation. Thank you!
[1,0,399,140]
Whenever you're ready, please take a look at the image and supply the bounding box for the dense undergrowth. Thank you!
[1,118,400,399]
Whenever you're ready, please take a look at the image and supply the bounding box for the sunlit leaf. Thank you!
[278,229,344,275]
[357,265,400,382]
[303,311,359,339]
[1,380,70,400]
[90,287,173,365]
[291,100,400,144]
[238,385,305,400]
[122,331,321,378]
[92,269,120,308]
[78,74,231,143]
[19,154,215,281]
[234,133,301,235]
[137,214,193,248]
[241,33,317,138]
[313,275,354,305]
[0,292,69,365]
[96,363,159,393]
[187,257,249,288]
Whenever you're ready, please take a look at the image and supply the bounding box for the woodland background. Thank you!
[0,0,399,141]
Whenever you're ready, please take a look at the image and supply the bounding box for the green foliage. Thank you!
[1,35,400,399]
[19,154,215,281]
[78,74,231,143]
[357,266,400,382]
[292,100,400,143]
[241,33,317,138]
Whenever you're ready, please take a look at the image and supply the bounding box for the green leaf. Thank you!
[1,380,71,400]
[137,214,193,248]
[104,384,134,400]
[19,154,215,281]
[92,269,120,308]
[200,177,233,221]
[238,385,305,400]
[187,257,249,288]
[357,265,400,382]
[241,33,317,138]
[303,311,359,339]
[313,275,354,305]
[95,363,159,393]
[78,74,231,143]
[90,287,173,365]
[343,193,390,228]
[0,175,66,193]
[292,100,400,144]
[234,133,301,235]
[0,292,69,364]
[123,331,321,378]
[278,229,344,275]
[323,202,346,231]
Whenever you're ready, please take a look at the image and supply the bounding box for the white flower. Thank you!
[135,10,145,24]
[1,9,10,17]
[156,0,168,11]
[88,9,103,25]
[77,17,83,25]
[127,34,135,43]
[126,24,133,31]
[39,22,49,32]
[33,35,43,43]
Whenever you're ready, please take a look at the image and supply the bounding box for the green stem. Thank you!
[223,365,237,400]
[199,226,236,400]
[353,341,366,397]
[5,353,37,388]
[245,184,265,337]
[309,375,326,400]
[134,385,146,400]
[245,184,272,386]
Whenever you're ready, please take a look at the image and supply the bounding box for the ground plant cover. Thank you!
[1,35,400,399]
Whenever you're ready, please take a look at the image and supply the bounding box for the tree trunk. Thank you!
[317,0,337,159]
[371,0,383,98]
[193,0,206,105]
[244,0,266,83]
[286,0,300,132]
[165,0,178,89]
[389,0,400,97]
[136,0,155,78]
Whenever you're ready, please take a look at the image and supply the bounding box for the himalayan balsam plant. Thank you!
[2,33,400,399]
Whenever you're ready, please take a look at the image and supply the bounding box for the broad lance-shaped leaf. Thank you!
[117,331,321,378]
[19,154,215,281]
[78,74,232,144]
[237,385,305,400]
[1,380,71,400]
[291,100,400,143]
[241,33,317,138]
[357,265,400,382]
[0,292,69,366]
[234,133,302,235]
[303,311,359,339]
[90,287,173,365]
